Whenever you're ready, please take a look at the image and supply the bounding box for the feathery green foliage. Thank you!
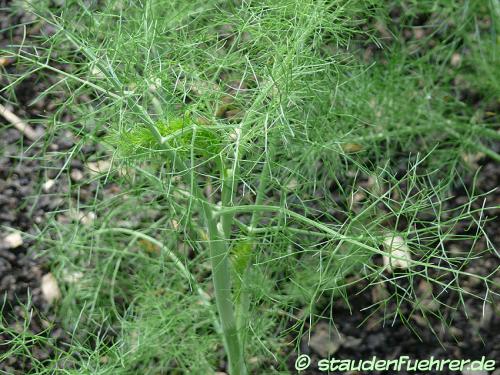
[1,0,498,373]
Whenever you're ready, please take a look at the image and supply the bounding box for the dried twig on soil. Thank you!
[0,103,40,141]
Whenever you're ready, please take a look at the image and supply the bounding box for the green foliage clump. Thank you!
[113,114,223,161]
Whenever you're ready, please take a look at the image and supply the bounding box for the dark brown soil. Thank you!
[1,2,72,372]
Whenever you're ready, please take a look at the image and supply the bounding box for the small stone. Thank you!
[70,169,84,182]
[229,127,241,141]
[451,53,462,67]
[70,210,96,226]
[382,235,412,271]
[308,322,343,357]
[413,28,425,40]
[81,211,96,225]
[41,273,61,304]
[99,356,109,364]
[3,231,23,249]
[170,219,179,230]
[42,179,56,192]
[86,160,111,175]
[462,152,485,169]
[0,57,14,66]
[351,191,366,203]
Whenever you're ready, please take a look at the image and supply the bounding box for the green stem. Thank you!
[249,154,273,230]
[236,145,274,336]
[220,164,235,240]
[201,201,247,375]
[143,115,245,374]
